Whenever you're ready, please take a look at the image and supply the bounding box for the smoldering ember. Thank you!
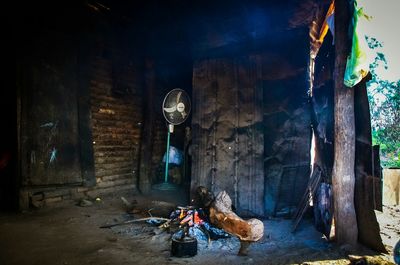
[3,0,400,264]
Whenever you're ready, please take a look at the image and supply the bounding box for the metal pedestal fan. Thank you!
[152,88,191,191]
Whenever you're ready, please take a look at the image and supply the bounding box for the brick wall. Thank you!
[89,42,143,195]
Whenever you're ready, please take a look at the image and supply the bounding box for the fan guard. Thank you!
[162,88,191,125]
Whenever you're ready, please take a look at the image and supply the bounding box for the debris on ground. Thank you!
[78,199,93,207]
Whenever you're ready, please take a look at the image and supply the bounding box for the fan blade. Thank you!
[181,111,187,119]
[164,105,177,113]
[176,91,182,104]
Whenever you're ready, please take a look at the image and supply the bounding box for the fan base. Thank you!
[152,182,179,191]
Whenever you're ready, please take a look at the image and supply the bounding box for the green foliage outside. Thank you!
[366,37,400,168]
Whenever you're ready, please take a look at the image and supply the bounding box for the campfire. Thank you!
[100,186,264,257]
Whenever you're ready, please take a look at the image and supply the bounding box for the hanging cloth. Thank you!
[318,1,335,45]
[310,1,335,59]
[344,0,372,87]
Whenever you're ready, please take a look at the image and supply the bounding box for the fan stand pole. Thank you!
[153,124,177,191]
[164,126,171,183]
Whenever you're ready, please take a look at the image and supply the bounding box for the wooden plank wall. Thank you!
[19,33,83,187]
[191,56,264,216]
[192,43,310,217]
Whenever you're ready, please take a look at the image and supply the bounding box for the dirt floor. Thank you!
[0,189,398,265]
[375,205,400,256]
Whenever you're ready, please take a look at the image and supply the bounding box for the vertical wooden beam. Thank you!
[372,145,382,211]
[77,35,96,187]
[332,0,358,245]
[138,59,156,194]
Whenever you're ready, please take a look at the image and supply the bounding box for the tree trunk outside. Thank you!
[332,0,358,245]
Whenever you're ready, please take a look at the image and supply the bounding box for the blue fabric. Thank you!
[162,146,183,165]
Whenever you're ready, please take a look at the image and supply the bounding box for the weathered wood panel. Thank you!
[372,145,383,211]
[310,33,335,237]
[263,76,311,217]
[354,80,386,252]
[20,33,82,186]
[237,57,264,216]
[383,169,400,206]
[191,57,264,216]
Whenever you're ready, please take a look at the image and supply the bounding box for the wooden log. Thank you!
[209,191,264,242]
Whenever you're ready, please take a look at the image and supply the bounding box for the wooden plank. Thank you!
[292,168,321,233]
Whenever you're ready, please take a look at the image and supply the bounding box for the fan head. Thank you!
[162,88,191,125]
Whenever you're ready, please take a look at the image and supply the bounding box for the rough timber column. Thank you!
[332,0,358,245]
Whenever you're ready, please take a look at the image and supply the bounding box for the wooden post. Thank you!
[332,0,358,245]
[138,59,156,194]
